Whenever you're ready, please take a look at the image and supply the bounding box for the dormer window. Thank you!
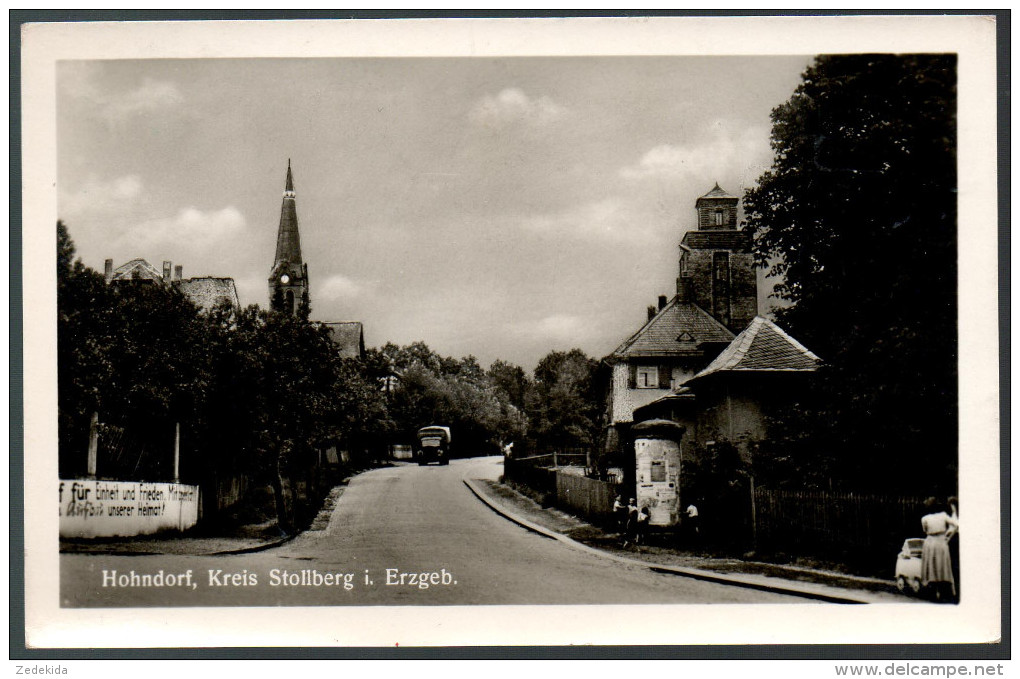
[677,331,694,342]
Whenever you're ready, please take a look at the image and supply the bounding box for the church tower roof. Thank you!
[699,182,739,200]
[274,159,302,267]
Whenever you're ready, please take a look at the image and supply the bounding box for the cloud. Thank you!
[60,65,184,122]
[619,120,771,184]
[318,274,373,301]
[512,314,591,344]
[519,197,655,243]
[60,174,146,218]
[122,206,247,250]
[60,176,242,252]
[101,77,184,121]
[468,88,567,129]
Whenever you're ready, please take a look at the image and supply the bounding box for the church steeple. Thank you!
[274,159,302,267]
[269,159,309,315]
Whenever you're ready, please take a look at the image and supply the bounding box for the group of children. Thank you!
[613,496,649,548]
[613,495,700,548]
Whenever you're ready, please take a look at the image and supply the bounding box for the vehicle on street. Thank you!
[894,537,924,595]
[416,426,451,466]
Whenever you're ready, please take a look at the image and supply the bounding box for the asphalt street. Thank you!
[60,457,806,607]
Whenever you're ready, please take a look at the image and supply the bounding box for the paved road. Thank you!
[60,457,805,607]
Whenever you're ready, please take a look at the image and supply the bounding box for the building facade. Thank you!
[677,184,758,334]
[633,316,821,460]
[602,184,758,456]
[104,257,240,312]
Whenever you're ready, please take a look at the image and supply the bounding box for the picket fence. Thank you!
[754,489,930,568]
[556,472,616,523]
[504,455,615,523]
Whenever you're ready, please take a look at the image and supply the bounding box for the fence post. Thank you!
[553,450,558,468]
[87,411,99,478]
[173,422,181,483]
[750,476,757,548]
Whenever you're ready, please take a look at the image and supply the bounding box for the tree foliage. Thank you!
[57,221,389,529]
[743,54,957,493]
[528,349,602,456]
[368,343,527,456]
[365,343,603,461]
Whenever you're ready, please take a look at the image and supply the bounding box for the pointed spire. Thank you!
[274,161,302,268]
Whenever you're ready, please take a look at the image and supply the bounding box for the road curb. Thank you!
[463,478,874,604]
[207,533,296,555]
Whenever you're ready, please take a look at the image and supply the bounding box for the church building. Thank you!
[269,160,310,315]
[601,184,759,455]
[268,161,365,360]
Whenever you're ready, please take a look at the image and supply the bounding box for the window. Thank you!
[636,366,658,388]
[715,209,724,226]
[714,252,729,280]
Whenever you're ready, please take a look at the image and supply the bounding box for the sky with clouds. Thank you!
[57,55,813,370]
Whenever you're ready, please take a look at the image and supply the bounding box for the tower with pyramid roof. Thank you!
[269,160,310,315]
[602,184,760,458]
[676,183,758,333]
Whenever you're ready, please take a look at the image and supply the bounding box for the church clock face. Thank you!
[280,274,290,284]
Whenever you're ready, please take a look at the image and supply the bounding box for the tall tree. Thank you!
[743,54,957,493]
[529,349,603,457]
[57,221,116,474]
[487,359,530,413]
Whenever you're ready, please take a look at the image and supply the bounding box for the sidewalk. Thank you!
[465,477,914,604]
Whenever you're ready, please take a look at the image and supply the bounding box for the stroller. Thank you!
[894,538,925,595]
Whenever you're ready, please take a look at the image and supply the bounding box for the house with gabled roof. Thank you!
[602,184,758,455]
[321,321,366,360]
[603,296,734,445]
[104,257,240,313]
[633,316,821,458]
[106,258,164,284]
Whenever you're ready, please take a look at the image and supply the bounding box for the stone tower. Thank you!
[676,184,757,333]
[269,160,310,315]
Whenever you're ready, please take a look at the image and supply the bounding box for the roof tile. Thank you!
[687,316,821,381]
[611,300,735,358]
[322,321,365,359]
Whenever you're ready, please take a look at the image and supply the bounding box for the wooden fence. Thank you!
[503,457,557,496]
[504,455,616,524]
[556,472,616,523]
[754,489,930,569]
[509,452,587,467]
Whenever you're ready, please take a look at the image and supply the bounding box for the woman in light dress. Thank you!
[920,497,959,602]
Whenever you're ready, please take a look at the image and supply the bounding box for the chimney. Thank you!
[658,295,667,311]
[174,265,183,281]
[677,276,694,303]
[647,305,657,322]
[162,261,172,281]
[104,259,113,283]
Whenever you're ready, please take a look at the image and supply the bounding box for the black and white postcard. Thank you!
[19,15,1001,649]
